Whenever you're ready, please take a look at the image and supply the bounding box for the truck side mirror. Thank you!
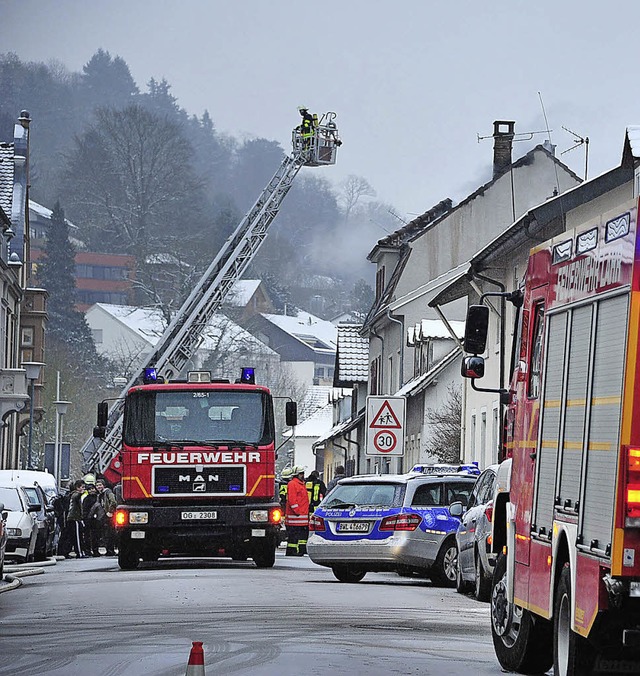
[94,401,109,438]
[461,356,485,379]
[463,305,489,354]
[285,401,298,427]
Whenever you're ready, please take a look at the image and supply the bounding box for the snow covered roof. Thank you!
[626,126,640,158]
[29,200,79,229]
[0,143,14,222]
[335,324,368,384]
[261,311,337,352]
[90,303,276,355]
[286,401,334,438]
[225,280,262,307]
[411,319,465,342]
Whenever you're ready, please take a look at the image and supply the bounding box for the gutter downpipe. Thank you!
[370,326,385,392]
[386,310,404,388]
[333,438,349,475]
[345,428,361,475]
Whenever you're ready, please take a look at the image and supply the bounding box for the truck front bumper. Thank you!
[115,502,281,555]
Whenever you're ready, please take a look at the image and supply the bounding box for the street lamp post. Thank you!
[54,400,71,491]
[22,361,44,470]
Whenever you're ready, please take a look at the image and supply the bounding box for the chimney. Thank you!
[492,120,515,178]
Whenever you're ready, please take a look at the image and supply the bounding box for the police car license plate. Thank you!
[337,521,369,533]
[181,511,217,520]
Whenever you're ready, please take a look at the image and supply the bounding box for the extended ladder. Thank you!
[83,114,340,475]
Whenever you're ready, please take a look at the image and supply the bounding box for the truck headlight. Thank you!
[129,512,149,524]
[250,510,269,523]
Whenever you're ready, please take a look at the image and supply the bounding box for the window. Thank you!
[528,302,545,399]
[481,409,487,468]
[375,266,386,300]
[21,327,34,347]
[445,481,473,507]
[470,413,477,458]
[412,483,441,506]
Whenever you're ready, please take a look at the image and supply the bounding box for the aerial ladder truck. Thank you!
[82,113,340,569]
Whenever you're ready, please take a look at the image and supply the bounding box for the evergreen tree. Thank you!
[38,202,99,363]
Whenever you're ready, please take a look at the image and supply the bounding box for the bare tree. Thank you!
[424,384,462,463]
[339,174,376,221]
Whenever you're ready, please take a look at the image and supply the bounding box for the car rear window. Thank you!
[323,482,405,509]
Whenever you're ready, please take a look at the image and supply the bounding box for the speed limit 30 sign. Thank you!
[366,396,405,456]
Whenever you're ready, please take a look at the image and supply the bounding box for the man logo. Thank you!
[193,483,206,492]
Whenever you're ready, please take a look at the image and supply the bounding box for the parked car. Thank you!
[453,464,499,601]
[307,472,476,585]
[0,485,40,563]
[0,502,7,578]
[0,470,57,561]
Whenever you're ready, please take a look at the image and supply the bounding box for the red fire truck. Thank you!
[461,198,640,674]
[94,367,296,570]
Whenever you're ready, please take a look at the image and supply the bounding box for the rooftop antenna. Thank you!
[561,126,589,180]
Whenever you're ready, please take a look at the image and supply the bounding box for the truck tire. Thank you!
[491,552,553,674]
[554,565,596,676]
[332,565,366,583]
[474,549,491,602]
[430,537,458,587]
[118,541,140,570]
[253,544,276,568]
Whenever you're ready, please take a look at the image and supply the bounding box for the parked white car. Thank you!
[0,485,40,563]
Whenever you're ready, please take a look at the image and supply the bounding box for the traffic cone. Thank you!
[185,641,205,676]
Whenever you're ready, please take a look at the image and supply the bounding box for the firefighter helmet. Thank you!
[298,105,308,112]
[280,467,294,480]
[293,465,306,476]
[83,473,96,486]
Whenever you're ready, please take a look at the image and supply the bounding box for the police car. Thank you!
[307,471,476,585]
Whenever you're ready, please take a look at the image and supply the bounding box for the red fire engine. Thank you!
[462,198,640,674]
[94,367,297,570]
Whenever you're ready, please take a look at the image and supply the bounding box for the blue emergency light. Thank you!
[240,367,255,384]
[143,368,159,384]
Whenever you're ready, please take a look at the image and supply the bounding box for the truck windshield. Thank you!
[123,390,272,447]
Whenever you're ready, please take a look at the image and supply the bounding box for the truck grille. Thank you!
[152,466,245,496]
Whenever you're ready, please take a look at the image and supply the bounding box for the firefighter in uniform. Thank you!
[297,106,315,150]
[285,466,309,556]
[305,470,326,514]
[279,467,294,510]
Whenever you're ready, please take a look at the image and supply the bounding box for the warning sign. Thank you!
[366,396,405,456]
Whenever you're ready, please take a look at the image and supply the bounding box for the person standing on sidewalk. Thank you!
[65,479,86,558]
[95,478,117,556]
[285,466,309,556]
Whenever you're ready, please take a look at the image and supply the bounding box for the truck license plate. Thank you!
[181,511,217,520]
[337,521,369,533]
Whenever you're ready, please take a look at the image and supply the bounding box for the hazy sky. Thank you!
[2,0,639,219]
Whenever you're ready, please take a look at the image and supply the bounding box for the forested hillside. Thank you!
[0,50,402,319]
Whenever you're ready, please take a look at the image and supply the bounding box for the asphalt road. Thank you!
[0,552,504,676]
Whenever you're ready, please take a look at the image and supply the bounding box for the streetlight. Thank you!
[22,361,44,470]
[54,400,71,490]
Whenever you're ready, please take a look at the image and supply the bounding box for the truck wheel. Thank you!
[430,537,458,587]
[491,552,553,673]
[474,549,491,602]
[118,542,140,570]
[253,545,276,568]
[554,565,596,676]
[455,542,472,594]
[332,565,366,583]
